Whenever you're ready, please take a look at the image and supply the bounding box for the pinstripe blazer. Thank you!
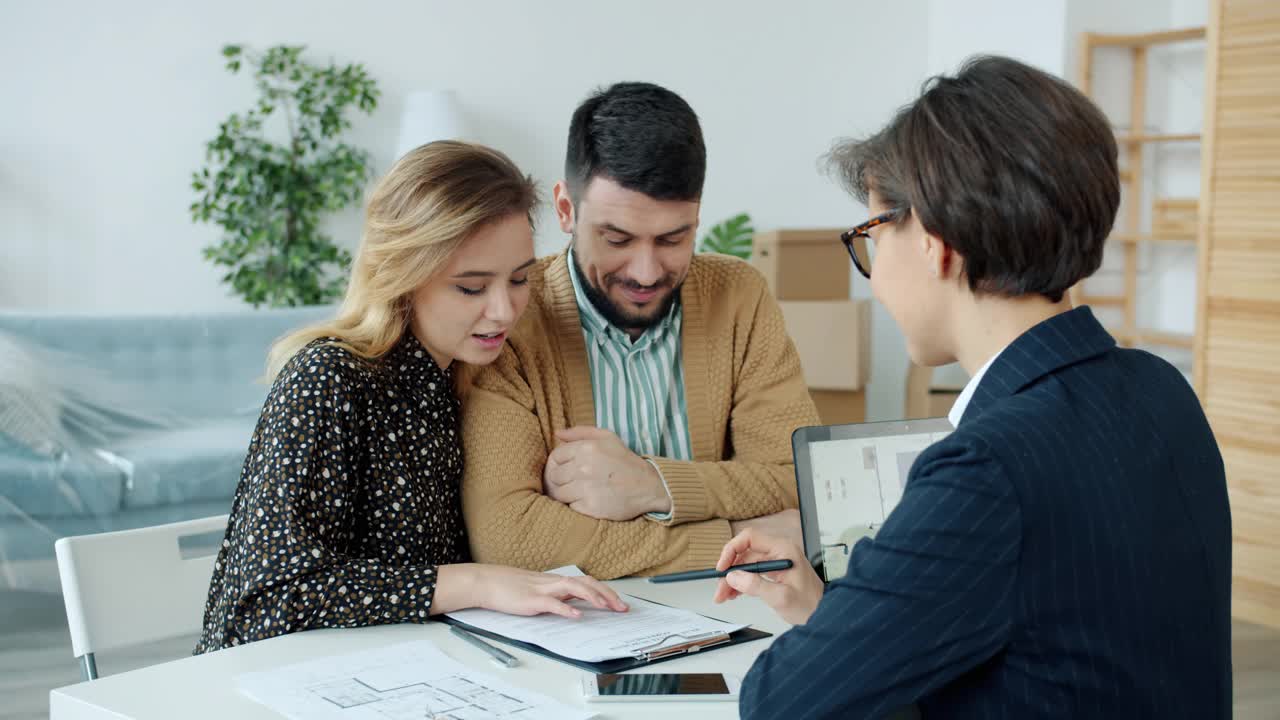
[740,307,1231,719]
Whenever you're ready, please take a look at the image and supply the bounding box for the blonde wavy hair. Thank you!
[266,140,539,379]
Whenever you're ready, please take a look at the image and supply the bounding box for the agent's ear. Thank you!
[921,231,963,282]
[552,181,575,235]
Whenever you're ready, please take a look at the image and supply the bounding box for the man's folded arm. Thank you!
[462,359,731,578]
[651,275,820,526]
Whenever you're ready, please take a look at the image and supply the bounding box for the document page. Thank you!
[445,566,746,662]
[236,640,593,720]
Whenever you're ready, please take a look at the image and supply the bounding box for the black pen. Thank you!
[647,559,794,583]
[450,625,520,668]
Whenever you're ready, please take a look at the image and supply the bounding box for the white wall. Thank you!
[0,0,926,310]
[1,0,934,419]
[2,0,1189,421]
[928,0,1068,76]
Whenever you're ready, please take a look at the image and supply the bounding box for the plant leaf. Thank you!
[698,212,754,260]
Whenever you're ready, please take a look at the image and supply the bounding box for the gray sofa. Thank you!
[0,306,333,589]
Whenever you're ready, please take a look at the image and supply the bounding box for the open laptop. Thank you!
[792,418,954,582]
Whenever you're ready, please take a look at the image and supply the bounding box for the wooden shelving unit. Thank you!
[1071,27,1206,354]
[1112,328,1196,349]
[1089,27,1207,46]
[1115,132,1202,143]
[1110,232,1199,243]
[1194,0,1280,629]
[1079,294,1124,307]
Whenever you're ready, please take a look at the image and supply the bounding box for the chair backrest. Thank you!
[54,515,228,662]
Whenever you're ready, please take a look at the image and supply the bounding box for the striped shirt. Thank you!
[567,248,693,463]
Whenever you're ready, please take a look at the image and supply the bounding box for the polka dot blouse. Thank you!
[195,333,467,654]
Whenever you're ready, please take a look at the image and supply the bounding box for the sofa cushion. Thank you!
[0,435,126,519]
[0,331,71,458]
[115,418,256,509]
[0,306,334,418]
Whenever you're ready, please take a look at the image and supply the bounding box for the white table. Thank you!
[50,577,788,719]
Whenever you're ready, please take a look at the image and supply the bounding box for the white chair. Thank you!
[54,514,228,680]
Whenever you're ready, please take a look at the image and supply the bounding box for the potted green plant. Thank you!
[697,212,754,260]
[191,45,380,307]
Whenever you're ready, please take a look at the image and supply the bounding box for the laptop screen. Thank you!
[792,418,953,582]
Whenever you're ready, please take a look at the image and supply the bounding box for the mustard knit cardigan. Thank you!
[461,252,820,578]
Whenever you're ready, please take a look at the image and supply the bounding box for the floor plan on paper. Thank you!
[235,640,593,720]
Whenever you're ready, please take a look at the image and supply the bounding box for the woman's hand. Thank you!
[434,564,629,618]
[712,529,824,626]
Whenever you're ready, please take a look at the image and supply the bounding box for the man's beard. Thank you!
[572,239,681,333]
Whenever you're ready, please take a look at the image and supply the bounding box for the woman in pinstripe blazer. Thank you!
[715,55,1231,719]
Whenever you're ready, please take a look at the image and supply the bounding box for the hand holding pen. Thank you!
[711,529,825,626]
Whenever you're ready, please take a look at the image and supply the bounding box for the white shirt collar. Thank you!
[948,347,1006,427]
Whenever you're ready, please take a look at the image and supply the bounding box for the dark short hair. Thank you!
[565,82,706,202]
[827,55,1120,302]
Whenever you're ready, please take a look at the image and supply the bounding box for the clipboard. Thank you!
[438,599,772,675]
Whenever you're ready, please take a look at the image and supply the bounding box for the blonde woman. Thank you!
[196,141,627,653]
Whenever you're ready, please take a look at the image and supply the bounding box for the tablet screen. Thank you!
[793,419,953,581]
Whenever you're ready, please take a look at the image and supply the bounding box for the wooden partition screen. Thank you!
[1194,0,1280,629]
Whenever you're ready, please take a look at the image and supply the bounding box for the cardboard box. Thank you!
[778,300,871,391]
[810,389,867,425]
[905,362,963,419]
[926,389,962,418]
[752,229,851,300]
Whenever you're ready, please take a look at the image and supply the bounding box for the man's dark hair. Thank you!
[565,82,706,202]
[827,55,1120,302]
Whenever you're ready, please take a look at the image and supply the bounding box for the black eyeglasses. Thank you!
[840,210,899,279]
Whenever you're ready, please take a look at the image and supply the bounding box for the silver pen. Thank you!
[449,625,520,668]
